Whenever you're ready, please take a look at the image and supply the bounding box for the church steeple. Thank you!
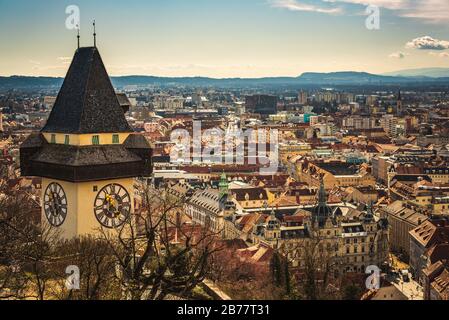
[364,201,375,223]
[219,171,228,197]
[318,175,327,205]
[312,176,333,228]
[396,89,403,116]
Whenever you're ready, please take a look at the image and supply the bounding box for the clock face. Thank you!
[94,184,131,228]
[44,183,68,227]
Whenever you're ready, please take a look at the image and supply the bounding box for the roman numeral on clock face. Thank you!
[44,182,68,227]
[94,183,131,229]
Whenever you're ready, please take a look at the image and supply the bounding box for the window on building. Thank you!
[64,135,70,145]
[51,134,56,144]
[112,134,119,144]
[92,135,100,145]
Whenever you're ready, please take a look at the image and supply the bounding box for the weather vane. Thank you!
[76,24,80,49]
[93,20,97,47]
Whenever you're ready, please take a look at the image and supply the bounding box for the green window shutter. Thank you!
[112,134,119,144]
[92,135,100,145]
[51,134,56,144]
[64,135,70,145]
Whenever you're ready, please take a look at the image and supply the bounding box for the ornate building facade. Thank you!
[253,180,389,273]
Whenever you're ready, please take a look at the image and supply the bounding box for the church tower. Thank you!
[20,46,152,239]
[218,171,228,197]
[311,177,333,228]
[396,90,403,116]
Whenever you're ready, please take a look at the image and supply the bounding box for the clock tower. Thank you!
[20,46,152,239]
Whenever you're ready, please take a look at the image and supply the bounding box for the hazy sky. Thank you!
[0,0,448,77]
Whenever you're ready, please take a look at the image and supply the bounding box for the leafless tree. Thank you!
[51,236,121,300]
[0,181,61,300]
[0,190,30,299]
[100,184,221,300]
[282,234,342,300]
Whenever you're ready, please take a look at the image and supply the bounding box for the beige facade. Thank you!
[297,161,375,189]
[254,216,388,273]
[42,177,134,239]
[381,201,428,259]
[42,132,130,146]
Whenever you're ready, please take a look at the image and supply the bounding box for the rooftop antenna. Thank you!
[76,24,80,49]
[93,20,96,47]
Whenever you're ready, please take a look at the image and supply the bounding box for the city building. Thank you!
[252,181,389,273]
[409,218,449,284]
[380,201,428,259]
[245,95,278,116]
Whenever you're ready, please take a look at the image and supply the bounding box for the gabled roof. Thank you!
[410,219,449,248]
[370,286,407,300]
[232,188,269,202]
[432,268,449,300]
[188,188,225,215]
[427,244,449,264]
[42,47,133,134]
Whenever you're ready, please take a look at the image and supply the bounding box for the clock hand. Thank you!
[49,192,58,215]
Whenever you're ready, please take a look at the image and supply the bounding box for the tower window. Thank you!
[64,135,70,145]
[112,134,119,144]
[51,134,56,144]
[92,135,100,145]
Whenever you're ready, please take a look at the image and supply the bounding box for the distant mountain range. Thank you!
[382,68,449,78]
[1,71,449,90]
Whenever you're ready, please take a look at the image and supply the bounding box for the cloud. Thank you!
[28,60,41,65]
[271,0,449,24]
[323,0,406,10]
[270,0,342,14]
[389,52,407,59]
[429,52,449,58]
[400,0,449,24]
[57,57,72,65]
[326,0,449,23]
[406,36,449,50]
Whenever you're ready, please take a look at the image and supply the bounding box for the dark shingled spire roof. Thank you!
[42,47,133,134]
[312,177,333,227]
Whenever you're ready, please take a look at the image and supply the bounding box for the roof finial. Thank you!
[93,20,96,47]
[318,174,327,205]
[76,24,80,49]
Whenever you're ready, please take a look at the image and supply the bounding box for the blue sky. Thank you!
[0,0,448,77]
